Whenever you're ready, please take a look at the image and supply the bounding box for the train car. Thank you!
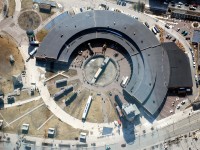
[82,96,92,121]
[29,47,38,57]
[116,105,123,117]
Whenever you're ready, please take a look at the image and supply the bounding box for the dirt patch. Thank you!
[15,89,40,101]
[45,70,57,78]
[3,104,52,136]
[0,0,3,13]
[87,96,104,123]
[21,0,33,11]
[63,69,77,77]
[40,11,55,22]
[0,99,43,123]
[36,29,48,42]
[7,0,15,17]
[107,99,118,122]
[2,103,88,140]
[0,35,24,94]
[38,116,88,140]
[18,10,41,30]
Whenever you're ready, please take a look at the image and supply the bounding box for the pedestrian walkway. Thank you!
[4,96,41,108]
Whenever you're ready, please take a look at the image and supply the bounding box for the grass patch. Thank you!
[87,96,104,123]
[21,0,33,11]
[7,0,15,17]
[36,29,48,42]
[0,100,43,123]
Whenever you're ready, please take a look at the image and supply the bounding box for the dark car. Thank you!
[144,22,149,28]
[183,32,188,36]
[91,143,96,146]
[122,1,126,6]
[121,144,126,147]
[181,30,185,34]
[172,38,176,42]
[185,37,190,40]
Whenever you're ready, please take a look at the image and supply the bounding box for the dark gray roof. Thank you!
[36,10,170,116]
[162,42,193,88]
[192,30,200,44]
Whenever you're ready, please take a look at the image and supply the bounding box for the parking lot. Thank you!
[157,96,189,120]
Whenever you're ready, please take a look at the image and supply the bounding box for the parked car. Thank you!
[185,3,189,6]
[165,24,170,29]
[121,144,126,147]
[176,105,180,109]
[177,28,180,32]
[172,38,176,42]
[189,6,196,10]
[177,4,181,8]
[181,101,185,105]
[122,1,126,6]
[91,143,96,146]
[193,62,196,68]
[183,32,188,36]
[185,37,190,40]
[181,30,185,34]
[195,74,198,81]
[154,26,160,33]
[178,2,183,5]
[144,22,149,28]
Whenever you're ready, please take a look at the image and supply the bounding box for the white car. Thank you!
[193,62,196,68]
[195,74,198,81]
[170,109,173,113]
[176,105,180,109]
[178,2,183,5]
[177,4,181,8]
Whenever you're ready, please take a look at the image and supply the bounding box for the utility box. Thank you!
[22,123,29,134]
[7,96,15,104]
[79,132,87,143]
[48,128,56,138]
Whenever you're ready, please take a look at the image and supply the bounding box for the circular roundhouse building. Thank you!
[36,10,192,117]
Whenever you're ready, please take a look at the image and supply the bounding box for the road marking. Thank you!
[0,112,9,126]
[37,114,54,130]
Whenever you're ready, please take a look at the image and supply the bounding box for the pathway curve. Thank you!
[37,81,115,136]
